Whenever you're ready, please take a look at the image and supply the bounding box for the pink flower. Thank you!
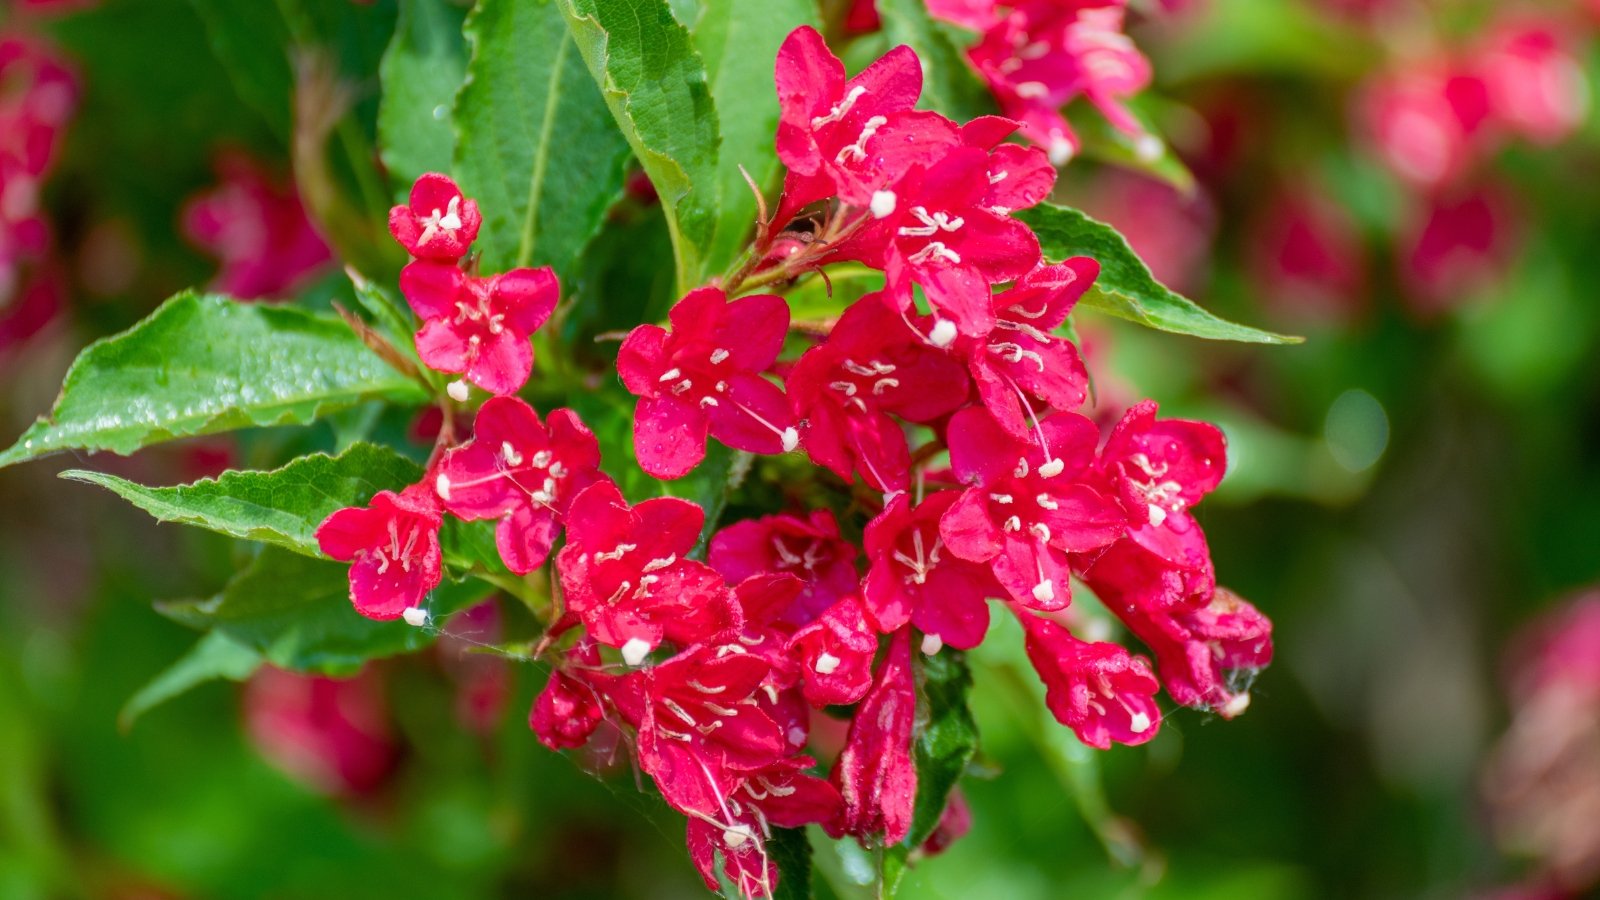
[789,594,879,707]
[960,258,1097,439]
[618,286,798,479]
[387,172,481,261]
[606,641,789,817]
[1098,400,1227,566]
[864,492,1004,650]
[826,627,917,844]
[434,397,602,574]
[1478,18,1590,145]
[919,789,973,856]
[1082,540,1270,715]
[709,510,861,627]
[1402,185,1515,315]
[1016,609,1162,749]
[941,406,1125,608]
[787,295,970,493]
[243,665,399,796]
[687,756,841,897]
[774,26,951,209]
[530,639,606,751]
[962,116,1059,214]
[315,485,444,621]
[399,261,559,395]
[1361,63,1491,188]
[556,480,738,658]
[181,152,333,300]
[1247,188,1368,324]
[840,145,1042,337]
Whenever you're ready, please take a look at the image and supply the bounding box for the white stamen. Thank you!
[814,652,841,675]
[502,441,523,466]
[723,825,755,849]
[1129,711,1152,734]
[642,554,676,572]
[532,450,554,468]
[595,542,637,563]
[907,241,961,266]
[835,115,887,164]
[988,170,1009,185]
[1037,458,1065,478]
[434,473,452,501]
[1048,136,1075,167]
[620,637,652,667]
[1003,515,1023,532]
[870,190,897,219]
[1036,493,1059,510]
[658,367,682,382]
[709,348,730,365]
[1032,580,1055,603]
[1148,504,1168,528]
[1014,81,1049,99]
[810,85,867,128]
[1223,693,1252,717]
[446,380,470,402]
[920,633,943,656]
[402,606,429,627]
[928,318,958,347]
[781,427,800,453]
[990,493,1015,504]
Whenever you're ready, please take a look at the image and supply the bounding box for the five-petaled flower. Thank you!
[399,261,559,396]
[709,510,861,627]
[941,406,1125,609]
[387,172,482,261]
[863,491,1004,650]
[557,480,738,660]
[434,397,602,575]
[619,286,799,479]
[316,485,444,621]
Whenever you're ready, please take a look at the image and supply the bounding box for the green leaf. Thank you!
[453,0,632,279]
[158,547,487,675]
[119,631,262,731]
[0,292,427,468]
[378,0,470,190]
[693,0,819,275]
[1017,204,1301,344]
[62,443,424,558]
[907,649,978,848]
[874,0,992,121]
[187,0,295,139]
[558,0,721,291]
[767,827,813,900]
[1066,101,1196,195]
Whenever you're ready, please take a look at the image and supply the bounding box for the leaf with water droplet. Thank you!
[0,292,427,469]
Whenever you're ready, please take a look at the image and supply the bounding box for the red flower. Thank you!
[787,296,970,493]
[243,665,399,796]
[789,594,879,707]
[1098,399,1226,556]
[556,480,738,659]
[530,638,607,751]
[864,492,1004,650]
[826,627,917,844]
[1479,18,1589,145]
[709,510,861,627]
[606,641,789,817]
[315,485,444,621]
[941,406,1125,608]
[1016,609,1162,749]
[387,172,481,261]
[180,152,332,300]
[399,261,559,395]
[774,26,949,209]
[961,258,1096,439]
[434,397,602,574]
[686,755,842,898]
[618,286,798,479]
[841,145,1042,338]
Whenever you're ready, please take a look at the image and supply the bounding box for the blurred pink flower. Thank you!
[243,666,400,796]
[181,152,333,300]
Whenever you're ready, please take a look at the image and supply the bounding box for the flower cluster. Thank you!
[314,26,1272,899]
[851,0,1160,165]
[0,32,77,348]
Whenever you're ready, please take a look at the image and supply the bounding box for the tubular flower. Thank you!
[941,406,1125,608]
[959,258,1097,439]
[557,480,738,659]
[1017,608,1162,749]
[864,492,1005,650]
[1097,399,1227,569]
[315,485,444,621]
[434,397,601,574]
[618,286,798,479]
[399,261,559,395]
[709,510,861,627]
[826,627,917,844]
[787,295,970,493]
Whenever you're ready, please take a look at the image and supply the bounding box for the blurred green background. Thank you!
[3,0,1599,897]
